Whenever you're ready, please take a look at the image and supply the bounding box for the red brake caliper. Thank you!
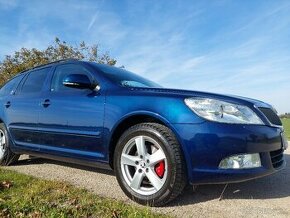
[154,161,165,178]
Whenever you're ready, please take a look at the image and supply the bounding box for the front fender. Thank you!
[104,107,194,179]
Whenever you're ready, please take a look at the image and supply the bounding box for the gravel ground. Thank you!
[4,145,290,218]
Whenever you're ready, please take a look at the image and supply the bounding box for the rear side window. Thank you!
[20,67,50,94]
[0,75,24,96]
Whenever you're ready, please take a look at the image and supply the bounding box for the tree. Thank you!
[0,37,117,86]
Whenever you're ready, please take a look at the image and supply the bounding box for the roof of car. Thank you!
[20,58,81,74]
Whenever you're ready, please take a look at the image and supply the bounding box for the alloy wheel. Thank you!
[120,135,168,195]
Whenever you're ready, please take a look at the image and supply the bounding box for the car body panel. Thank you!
[172,122,284,183]
[37,89,106,161]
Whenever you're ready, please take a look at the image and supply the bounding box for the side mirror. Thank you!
[63,74,96,90]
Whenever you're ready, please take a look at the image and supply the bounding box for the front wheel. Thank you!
[114,123,187,206]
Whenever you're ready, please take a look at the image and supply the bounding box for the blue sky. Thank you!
[0,0,290,113]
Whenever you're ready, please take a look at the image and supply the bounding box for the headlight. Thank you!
[184,97,264,124]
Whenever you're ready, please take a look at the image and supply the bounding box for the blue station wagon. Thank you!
[0,59,288,206]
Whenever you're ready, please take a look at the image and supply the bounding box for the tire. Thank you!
[0,123,19,166]
[114,123,187,206]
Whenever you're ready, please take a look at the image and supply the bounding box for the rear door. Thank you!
[5,67,51,151]
[38,63,106,161]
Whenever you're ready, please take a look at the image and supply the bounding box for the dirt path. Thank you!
[5,147,290,218]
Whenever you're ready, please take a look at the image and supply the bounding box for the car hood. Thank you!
[130,87,273,108]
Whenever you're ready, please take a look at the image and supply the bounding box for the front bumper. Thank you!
[172,122,286,184]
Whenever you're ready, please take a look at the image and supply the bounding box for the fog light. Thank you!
[219,153,261,169]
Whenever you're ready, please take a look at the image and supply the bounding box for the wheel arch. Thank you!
[108,111,188,171]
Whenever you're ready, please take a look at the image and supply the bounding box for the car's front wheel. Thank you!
[114,123,187,206]
[0,123,19,166]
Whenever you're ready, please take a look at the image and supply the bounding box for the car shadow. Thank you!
[14,156,115,176]
[167,153,290,207]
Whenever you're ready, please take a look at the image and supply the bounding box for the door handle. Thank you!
[41,99,51,108]
[4,101,11,108]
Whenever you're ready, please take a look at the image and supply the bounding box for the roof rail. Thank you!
[20,58,80,74]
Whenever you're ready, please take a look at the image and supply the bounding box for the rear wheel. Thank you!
[114,123,187,206]
[0,123,19,166]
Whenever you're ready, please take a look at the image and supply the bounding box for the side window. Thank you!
[20,68,50,94]
[51,64,93,92]
[0,75,24,96]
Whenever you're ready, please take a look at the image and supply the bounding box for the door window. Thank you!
[20,67,50,94]
[51,64,93,92]
[0,75,24,96]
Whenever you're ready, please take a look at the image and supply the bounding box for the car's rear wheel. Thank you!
[0,123,19,166]
[114,123,187,206]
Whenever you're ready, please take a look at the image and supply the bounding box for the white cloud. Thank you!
[87,13,98,31]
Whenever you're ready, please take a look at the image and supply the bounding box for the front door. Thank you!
[38,63,105,161]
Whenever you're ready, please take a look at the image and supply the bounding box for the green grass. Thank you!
[282,118,290,140]
[0,169,167,218]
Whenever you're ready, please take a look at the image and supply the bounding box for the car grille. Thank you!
[270,148,284,169]
[258,107,282,126]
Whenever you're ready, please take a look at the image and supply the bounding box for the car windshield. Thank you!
[93,64,162,88]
